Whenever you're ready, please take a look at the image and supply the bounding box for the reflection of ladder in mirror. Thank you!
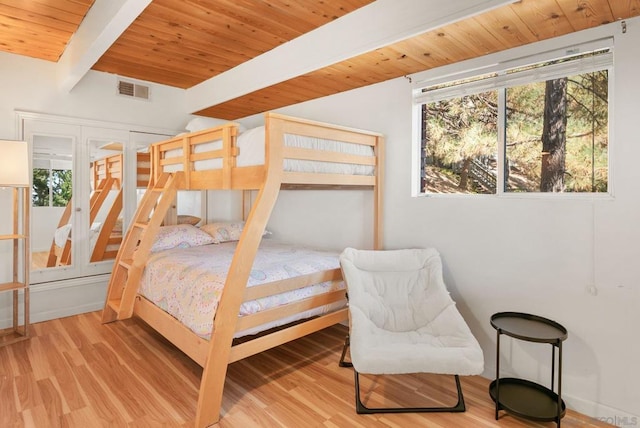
[46,177,116,267]
[102,172,182,323]
[46,195,73,267]
[91,187,123,262]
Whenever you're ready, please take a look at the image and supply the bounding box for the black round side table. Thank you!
[489,312,568,427]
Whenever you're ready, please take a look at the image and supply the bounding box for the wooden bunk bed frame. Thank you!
[101,112,384,427]
[46,152,150,266]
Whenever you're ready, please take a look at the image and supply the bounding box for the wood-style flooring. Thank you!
[0,311,612,427]
[30,251,49,270]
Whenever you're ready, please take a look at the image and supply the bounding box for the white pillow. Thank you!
[185,117,226,132]
[200,221,245,243]
[151,224,215,253]
[200,221,271,243]
[177,214,201,226]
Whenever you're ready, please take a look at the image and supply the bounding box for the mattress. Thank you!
[138,240,346,338]
[163,126,375,175]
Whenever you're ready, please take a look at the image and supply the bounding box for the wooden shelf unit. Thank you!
[0,187,30,346]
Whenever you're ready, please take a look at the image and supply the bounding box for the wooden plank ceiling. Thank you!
[1,0,638,120]
[0,0,95,61]
[92,0,375,89]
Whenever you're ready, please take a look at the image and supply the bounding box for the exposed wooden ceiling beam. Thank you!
[185,0,517,116]
[57,0,152,92]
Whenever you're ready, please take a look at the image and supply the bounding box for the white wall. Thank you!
[31,206,66,252]
[0,51,189,138]
[240,19,639,422]
[0,52,190,324]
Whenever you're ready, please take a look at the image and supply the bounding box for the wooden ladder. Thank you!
[101,172,182,323]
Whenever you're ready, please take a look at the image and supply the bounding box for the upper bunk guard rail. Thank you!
[92,152,151,188]
[151,123,240,190]
[149,113,383,194]
[100,113,384,427]
[93,153,122,190]
[272,113,381,188]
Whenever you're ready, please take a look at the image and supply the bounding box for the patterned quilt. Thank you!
[139,240,344,338]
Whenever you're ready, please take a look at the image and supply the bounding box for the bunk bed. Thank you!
[101,112,384,427]
[46,152,150,267]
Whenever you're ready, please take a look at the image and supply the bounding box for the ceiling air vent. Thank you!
[117,80,150,100]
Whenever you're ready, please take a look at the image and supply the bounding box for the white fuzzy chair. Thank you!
[339,247,484,413]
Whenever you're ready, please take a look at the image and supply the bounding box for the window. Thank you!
[421,91,498,194]
[414,42,612,196]
[32,165,72,207]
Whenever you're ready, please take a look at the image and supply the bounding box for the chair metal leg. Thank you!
[339,334,353,368]
[354,371,466,414]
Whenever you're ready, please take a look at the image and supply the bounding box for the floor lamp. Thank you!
[0,140,30,345]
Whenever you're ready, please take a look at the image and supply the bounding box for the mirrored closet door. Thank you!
[24,119,82,283]
[18,112,176,285]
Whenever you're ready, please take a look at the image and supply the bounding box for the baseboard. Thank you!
[564,394,639,427]
[0,275,109,328]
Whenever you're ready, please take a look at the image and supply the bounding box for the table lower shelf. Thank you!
[489,378,566,422]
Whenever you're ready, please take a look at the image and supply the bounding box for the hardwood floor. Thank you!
[31,251,49,270]
[0,311,612,427]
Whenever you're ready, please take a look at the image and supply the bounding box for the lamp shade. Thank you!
[0,140,30,187]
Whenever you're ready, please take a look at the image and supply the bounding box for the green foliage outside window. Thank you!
[32,167,72,207]
[51,169,72,207]
[32,168,50,207]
